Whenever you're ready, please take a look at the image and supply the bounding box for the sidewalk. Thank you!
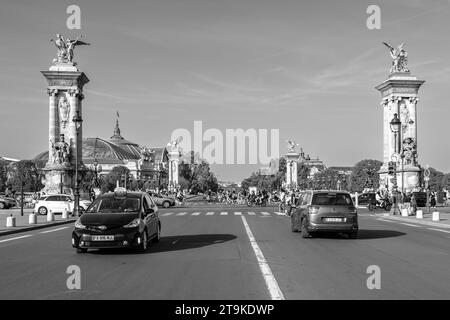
[0,209,76,237]
[375,209,450,229]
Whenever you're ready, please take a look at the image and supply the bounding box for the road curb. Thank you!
[0,219,76,237]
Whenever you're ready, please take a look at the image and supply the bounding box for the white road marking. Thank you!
[176,212,188,216]
[0,234,33,243]
[247,212,256,216]
[234,212,242,216]
[241,216,284,300]
[191,212,201,216]
[261,212,271,216]
[40,226,69,234]
[161,212,174,216]
[376,218,396,223]
[398,223,420,228]
[206,212,215,216]
[274,212,286,216]
[427,228,450,234]
[220,212,228,216]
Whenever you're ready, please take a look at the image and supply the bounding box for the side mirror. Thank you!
[146,208,155,215]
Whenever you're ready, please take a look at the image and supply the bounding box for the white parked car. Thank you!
[34,194,91,215]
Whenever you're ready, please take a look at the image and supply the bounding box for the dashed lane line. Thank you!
[234,212,242,216]
[206,212,215,216]
[241,216,285,300]
[161,212,174,216]
[248,212,256,216]
[40,226,69,234]
[176,212,188,216]
[0,234,33,243]
[220,212,228,216]
[261,212,271,216]
[191,212,201,216]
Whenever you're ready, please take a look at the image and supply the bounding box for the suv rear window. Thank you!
[312,193,353,205]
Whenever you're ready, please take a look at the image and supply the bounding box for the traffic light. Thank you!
[388,161,395,175]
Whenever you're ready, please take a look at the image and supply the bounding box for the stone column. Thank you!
[285,152,299,188]
[376,72,424,192]
[68,88,83,167]
[47,88,59,165]
[168,150,180,190]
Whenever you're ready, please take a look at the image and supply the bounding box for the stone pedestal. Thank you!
[168,150,181,191]
[376,71,425,193]
[41,63,89,195]
[285,152,299,188]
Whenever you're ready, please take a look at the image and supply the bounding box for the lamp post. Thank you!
[390,113,405,204]
[288,161,293,189]
[72,110,83,217]
[90,159,102,188]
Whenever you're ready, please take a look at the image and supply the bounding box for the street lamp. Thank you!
[390,113,405,206]
[72,110,83,217]
[390,113,401,154]
[90,159,102,188]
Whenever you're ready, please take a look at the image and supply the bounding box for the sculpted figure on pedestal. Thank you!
[286,140,299,153]
[382,42,410,74]
[50,34,90,64]
[58,96,70,128]
[50,134,71,165]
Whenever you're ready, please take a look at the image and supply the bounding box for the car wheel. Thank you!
[301,218,311,238]
[152,223,161,243]
[348,231,358,239]
[38,206,48,215]
[0,202,5,209]
[163,201,170,208]
[138,230,148,252]
[76,248,88,253]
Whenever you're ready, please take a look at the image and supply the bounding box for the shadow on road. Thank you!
[89,234,237,255]
[151,234,237,253]
[312,229,406,240]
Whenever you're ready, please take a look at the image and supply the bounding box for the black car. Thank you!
[72,189,161,253]
[0,196,16,209]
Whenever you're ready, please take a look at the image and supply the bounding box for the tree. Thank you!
[100,166,132,193]
[189,161,219,194]
[0,159,8,192]
[6,160,42,193]
[426,167,445,191]
[347,159,382,192]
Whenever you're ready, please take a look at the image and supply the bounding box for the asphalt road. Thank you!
[0,206,449,299]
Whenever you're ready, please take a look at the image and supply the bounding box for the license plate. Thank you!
[324,218,345,223]
[91,235,114,241]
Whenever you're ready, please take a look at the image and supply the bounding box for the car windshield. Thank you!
[312,193,353,205]
[87,197,141,213]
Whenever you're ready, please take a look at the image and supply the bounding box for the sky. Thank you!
[0,0,449,182]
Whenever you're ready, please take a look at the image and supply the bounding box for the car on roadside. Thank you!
[33,194,91,215]
[148,192,175,208]
[72,188,161,253]
[0,196,16,209]
[291,190,358,239]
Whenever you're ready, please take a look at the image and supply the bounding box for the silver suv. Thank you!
[291,190,358,239]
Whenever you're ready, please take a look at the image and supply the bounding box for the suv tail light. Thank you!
[308,206,320,214]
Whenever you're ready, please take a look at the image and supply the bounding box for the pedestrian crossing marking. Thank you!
[261,212,270,216]
[248,212,256,215]
[234,212,242,216]
[191,212,201,216]
[220,212,228,215]
[274,212,286,216]
[176,212,188,216]
[158,211,284,217]
[206,212,215,215]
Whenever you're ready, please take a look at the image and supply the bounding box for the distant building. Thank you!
[298,149,326,179]
[34,116,169,180]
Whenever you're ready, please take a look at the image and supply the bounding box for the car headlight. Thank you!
[123,218,140,228]
[74,219,86,229]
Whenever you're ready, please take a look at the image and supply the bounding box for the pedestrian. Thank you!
[410,193,417,215]
[430,191,436,209]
